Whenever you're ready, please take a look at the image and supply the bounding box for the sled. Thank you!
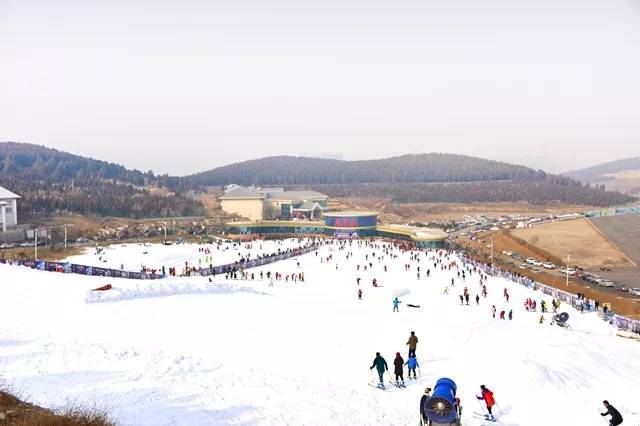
[91,284,112,291]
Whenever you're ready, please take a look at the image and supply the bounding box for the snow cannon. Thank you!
[423,378,459,425]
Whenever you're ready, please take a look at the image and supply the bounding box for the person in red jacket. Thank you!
[476,385,496,420]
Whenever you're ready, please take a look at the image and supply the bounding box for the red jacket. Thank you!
[481,389,495,407]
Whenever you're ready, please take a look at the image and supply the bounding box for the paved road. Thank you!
[590,215,640,265]
[589,215,640,288]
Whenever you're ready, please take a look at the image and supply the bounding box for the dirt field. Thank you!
[511,218,634,268]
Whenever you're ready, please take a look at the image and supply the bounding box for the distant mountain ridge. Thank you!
[183,154,546,186]
[0,142,635,212]
[564,157,640,196]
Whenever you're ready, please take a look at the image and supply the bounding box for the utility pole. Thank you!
[34,228,38,260]
[490,237,494,264]
[566,253,570,287]
[64,224,68,249]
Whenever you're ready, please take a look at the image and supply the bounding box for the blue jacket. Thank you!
[393,298,401,307]
[405,357,419,369]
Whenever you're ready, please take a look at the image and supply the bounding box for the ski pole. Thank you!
[476,397,487,415]
[495,401,503,415]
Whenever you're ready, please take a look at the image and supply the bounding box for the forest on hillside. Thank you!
[0,143,203,218]
[182,154,547,187]
[1,143,635,215]
[310,179,632,207]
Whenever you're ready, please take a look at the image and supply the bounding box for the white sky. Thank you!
[1,0,639,175]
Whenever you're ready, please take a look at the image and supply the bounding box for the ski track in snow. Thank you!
[1,238,639,425]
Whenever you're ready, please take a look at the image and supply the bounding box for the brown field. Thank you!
[511,218,635,268]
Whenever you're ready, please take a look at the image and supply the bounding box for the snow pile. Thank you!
[84,279,265,303]
[1,238,639,426]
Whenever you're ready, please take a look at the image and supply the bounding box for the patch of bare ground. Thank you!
[512,218,634,268]
[0,389,115,426]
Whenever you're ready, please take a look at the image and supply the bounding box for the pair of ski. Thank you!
[368,381,406,390]
[472,411,498,422]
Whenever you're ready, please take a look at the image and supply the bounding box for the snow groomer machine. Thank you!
[421,378,462,426]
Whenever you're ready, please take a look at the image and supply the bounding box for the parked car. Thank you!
[530,267,541,273]
[543,262,555,269]
[600,280,614,288]
[519,263,529,270]
[526,258,537,264]
[531,260,543,267]
[629,288,640,296]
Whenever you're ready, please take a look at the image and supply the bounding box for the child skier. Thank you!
[393,352,405,386]
[405,354,420,379]
[393,297,401,312]
[476,384,496,421]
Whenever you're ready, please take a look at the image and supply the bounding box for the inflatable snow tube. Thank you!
[423,377,457,424]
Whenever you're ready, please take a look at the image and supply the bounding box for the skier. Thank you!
[464,293,470,305]
[476,294,480,305]
[406,331,418,358]
[492,305,496,318]
[393,297,401,312]
[393,352,405,387]
[358,288,363,300]
[405,354,419,379]
[600,400,623,426]
[508,309,513,320]
[476,385,496,421]
[370,352,388,388]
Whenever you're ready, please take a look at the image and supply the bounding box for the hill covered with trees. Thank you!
[184,154,546,186]
[0,142,203,218]
[1,143,634,214]
[182,154,634,206]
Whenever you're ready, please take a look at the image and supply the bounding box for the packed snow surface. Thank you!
[1,239,639,426]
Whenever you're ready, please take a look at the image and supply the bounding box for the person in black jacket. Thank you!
[393,352,405,386]
[420,387,432,426]
[601,400,623,426]
[370,352,388,388]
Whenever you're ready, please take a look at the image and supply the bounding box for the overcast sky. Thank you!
[2,0,639,176]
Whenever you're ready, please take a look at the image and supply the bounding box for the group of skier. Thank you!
[370,331,420,389]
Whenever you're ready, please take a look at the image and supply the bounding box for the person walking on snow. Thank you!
[601,400,623,426]
[420,387,432,426]
[406,331,418,357]
[393,297,401,312]
[476,385,496,421]
[405,354,420,379]
[476,294,480,305]
[393,352,405,386]
[370,352,388,388]
[358,288,362,300]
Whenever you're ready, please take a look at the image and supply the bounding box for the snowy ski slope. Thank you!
[1,239,639,425]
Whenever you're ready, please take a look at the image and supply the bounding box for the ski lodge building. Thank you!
[219,185,329,221]
[0,185,20,233]
[226,210,448,248]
